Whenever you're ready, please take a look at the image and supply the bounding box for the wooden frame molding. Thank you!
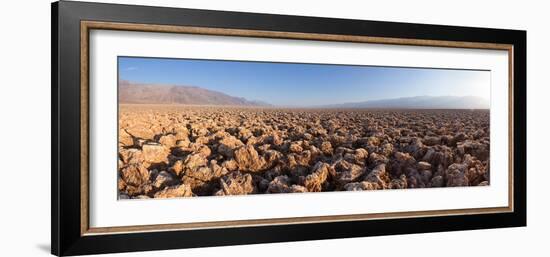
[79,20,515,236]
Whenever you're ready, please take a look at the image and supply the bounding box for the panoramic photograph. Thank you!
[117,57,491,199]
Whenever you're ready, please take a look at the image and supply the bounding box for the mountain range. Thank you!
[119,81,489,109]
[319,95,490,109]
[119,80,268,106]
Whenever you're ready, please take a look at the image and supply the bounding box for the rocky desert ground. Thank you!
[118,104,490,199]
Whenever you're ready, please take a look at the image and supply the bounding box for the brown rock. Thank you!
[458,140,489,161]
[365,163,389,189]
[270,134,284,146]
[454,132,467,143]
[380,143,393,157]
[120,164,150,186]
[187,166,214,181]
[320,141,333,155]
[126,126,155,140]
[289,141,304,153]
[262,150,282,169]
[304,162,331,192]
[294,151,312,166]
[478,181,489,186]
[173,127,190,141]
[176,139,191,148]
[153,171,176,188]
[216,171,255,195]
[344,181,379,191]
[267,175,292,193]
[344,148,368,164]
[154,184,194,198]
[419,169,433,185]
[191,125,209,137]
[366,136,380,146]
[118,176,126,191]
[217,136,244,157]
[183,154,208,171]
[423,136,441,146]
[119,129,134,146]
[193,144,212,158]
[119,105,490,197]
[389,174,408,189]
[390,152,416,177]
[290,185,308,193]
[238,128,253,140]
[209,160,230,178]
[234,145,266,172]
[142,143,169,163]
[181,175,212,196]
[368,152,389,167]
[221,159,239,171]
[170,160,184,176]
[119,148,144,164]
[417,161,432,170]
[430,175,444,187]
[333,160,365,187]
[159,134,177,148]
[445,163,469,187]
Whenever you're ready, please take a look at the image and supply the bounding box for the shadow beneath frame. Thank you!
[36,243,50,253]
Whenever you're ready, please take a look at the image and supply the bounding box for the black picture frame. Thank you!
[51,1,526,256]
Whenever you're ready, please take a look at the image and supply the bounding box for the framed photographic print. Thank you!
[51,1,526,256]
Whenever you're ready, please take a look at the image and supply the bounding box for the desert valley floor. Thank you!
[117,105,490,199]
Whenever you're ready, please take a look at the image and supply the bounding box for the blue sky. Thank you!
[119,56,490,107]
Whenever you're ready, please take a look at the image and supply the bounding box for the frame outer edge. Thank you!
[57,1,87,255]
[53,1,527,255]
[515,30,527,226]
[51,1,60,256]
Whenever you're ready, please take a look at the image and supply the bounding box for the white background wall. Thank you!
[0,0,547,256]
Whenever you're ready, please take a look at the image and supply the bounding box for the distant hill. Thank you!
[119,80,269,106]
[321,95,490,109]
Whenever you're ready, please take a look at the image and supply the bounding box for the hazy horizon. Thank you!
[119,57,490,107]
